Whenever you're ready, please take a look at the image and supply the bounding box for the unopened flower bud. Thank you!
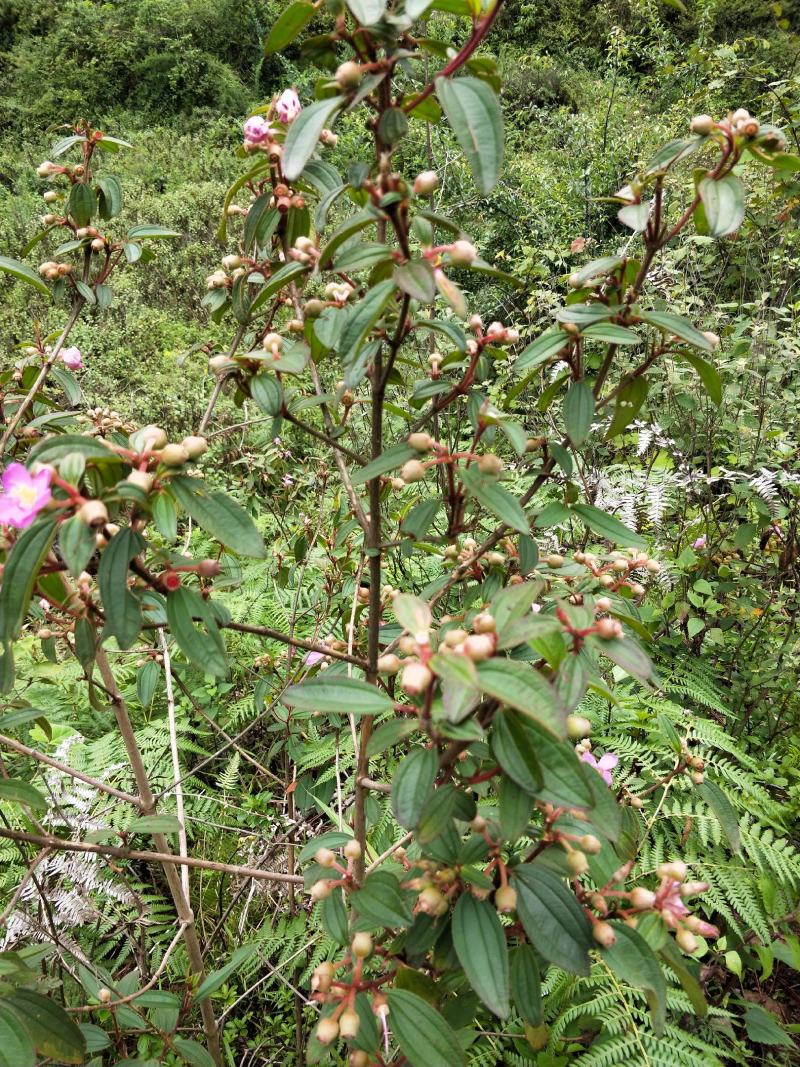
[580,834,602,855]
[418,886,447,916]
[344,839,361,861]
[208,354,233,375]
[312,961,334,993]
[731,107,751,125]
[676,928,698,954]
[36,160,58,177]
[462,633,494,662]
[402,661,433,695]
[702,331,720,350]
[377,653,401,675]
[595,597,612,612]
[630,887,656,910]
[78,500,109,527]
[315,1017,339,1045]
[545,553,564,568]
[351,932,373,958]
[592,921,616,947]
[222,254,242,270]
[159,443,189,466]
[408,432,434,452]
[477,453,503,475]
[680,880,709,899]
[567,850,589,875]
[98,988,112,1004]
[567,715,592,739]
[472,612,496,634]
[315,847,337,868]
[495,885,517,913]
[401,459,426,483]
[595,617,622,640]
[657,860,688,882]
[339,1010,360,1040]
[413,170,439,197]
[449,239,477,265]
[336,61,362,89]
[140,424,168,449]
[690,114,714,135]
[127,470,154,493]
[349,1052,369,1067]
[309,879,332,901]
[181,435,208,459]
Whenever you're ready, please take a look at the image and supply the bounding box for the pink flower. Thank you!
[657,879,689,929]
[275,89,301,124]
[60,346,83,370]
[304,649,325,666]
[580,750,618,786]
[0,464,52,529]
[692,535,707,550]
[243,115,271,146]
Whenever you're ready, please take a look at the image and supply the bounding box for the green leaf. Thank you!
[698,174,746,237]
[250,373,284,416]
[386,990,464,1067]
[596,635,654,681]
[527,720,595,808]
[264,1,315,53]
[0,778,48,812]
[393,593,432,638]
[346,0,387,21]
[491,710,543,794]
[676,350,722,405]
[391,747,437,827]
[498,777,532,840]
[477,660,564,737]
[698,780,740,852]
[571,503,644,548]
[283,96,345,182]
[514,330,568,374]
[644,136,701,175]
[0,519,57,645]
[58,515,96,577]
[512,864,593,975]
[194,944,259,1000]
[73,617,96,669]
[436,76,503,196]
[395,260,436,302]
[67,183,95,226]
[573,256,623,286]
[639,310,714,352]
[6,992,85,1064]
[98,529,145,650]
[366,718,416,756]
[0,255,50,296]
[452,894,510,1017]
[581,322,641,345]
[318,210,376,268]
[174,1038,216,1067]
[166,587,228,678]
[282,676,393,716]
[128,815,183,834]
[743,1003,794,1047]
[618,201,650,231]
[352,870,413,928]
[510,944,542,1025]
[137,659,161,708]
[321,887,350,944]
[352,444,417,485]
[606,375,649,438]
[556,304,615,325]
[602,922,666,1036]
[460,467,529,534]
[563,380,594,447]
[340,279,396,366]
[0,1001,35,1067]
[248,261,309,317]
[96,175,123,220]
[126,224,181,240]
[171,477,265,558]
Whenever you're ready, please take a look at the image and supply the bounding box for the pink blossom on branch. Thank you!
[0,464,52,529]
[692,535,707,550]
[243,115,271,146]
[580,750,618,786]
[275,89,301,124]
[60,346,83,370]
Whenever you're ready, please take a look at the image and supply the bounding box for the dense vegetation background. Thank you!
[1,0,800,1064]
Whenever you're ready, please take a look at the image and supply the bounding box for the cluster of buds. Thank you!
[38,260,73,281]
[287,235,319,266]
[591,861,719,954]
[384,608,499,697]
[308,838,362,903]
[680,739,706,786]
[324,281,354,305]
[242,90,302,152]
[690,108,779,146]
[84,406,135,436]
[573,547,661,600]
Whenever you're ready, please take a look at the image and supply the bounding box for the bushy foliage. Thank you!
[0,1,799,1066]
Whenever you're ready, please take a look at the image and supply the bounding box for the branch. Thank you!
[0,827,304,884]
